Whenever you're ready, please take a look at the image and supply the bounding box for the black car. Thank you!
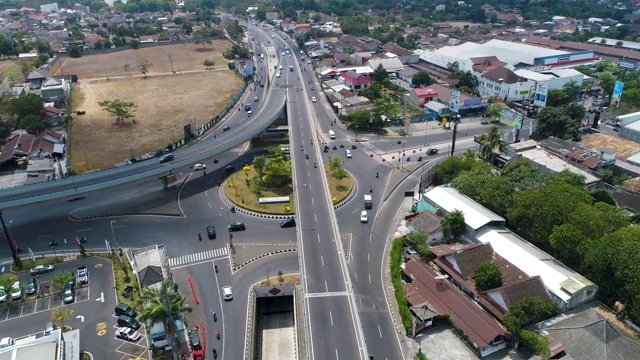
[114,304,138,318]
[117,315,141,330]
[280,218,296,228]
[427,148,439,155]
[224,165,236,174]
[228,222,246,231]
[26,278,36,295]
[244,104,251,111]
[223,126,231,132]
[207,226,217,239]
[159,153,174,163]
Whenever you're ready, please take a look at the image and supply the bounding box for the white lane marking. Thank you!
[378,324,383,338]
[354,272,357,282]
[330,311,334,326]
[321,255,324,266]
[369,274,371,284]
[368,253,370,262]
[325,281,328,292]
[317,233,321,243]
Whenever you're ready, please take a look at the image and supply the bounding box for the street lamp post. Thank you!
[52,246,58,262]
[0,210,17,263]
[110,220,118,252]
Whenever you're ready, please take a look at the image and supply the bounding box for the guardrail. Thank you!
[0,92,286,208]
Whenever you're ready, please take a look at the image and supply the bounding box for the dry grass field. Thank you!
[71,69,241,172]
[63,40,243,172]
[50,41,232,78]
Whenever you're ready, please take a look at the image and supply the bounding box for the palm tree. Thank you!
[139,279,192,347]
[477,126,507,161]
[462,149,477,160]
[563,80,580,102]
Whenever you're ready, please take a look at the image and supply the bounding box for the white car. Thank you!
[271,34,275,38]
[276,72,281,78]
[222,286,233,300]
[11,281,21,300]
[360,211,369,223]
[311,96,316,102]
[279,65,283,70]
[345,149,352,158]
[115,327,141,342]
[0,286,6,302]
[193,163,207,171]
[247,110,252,117]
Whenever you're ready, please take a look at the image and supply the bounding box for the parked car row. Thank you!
[114,304,142,342]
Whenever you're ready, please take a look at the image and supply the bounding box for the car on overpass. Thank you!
[193,163,207,171]
[159,153,174,163]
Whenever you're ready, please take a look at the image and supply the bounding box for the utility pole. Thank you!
[450,114,461,157]
[0,210,17,262]
[168,54,175,73]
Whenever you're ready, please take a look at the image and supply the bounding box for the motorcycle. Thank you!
[213,349,218,359]
[49,240,58,246]
[198,233,202,241]
[339,144,345,148]
[216,330,221,340]
[314,163,317,168]
[376,172,379,178]
[213,159,219,164]
[305,153,309,160]
[332,145,337,150]
[230,206,236,213]
[213,311,217,322]
[215,265,218,273]
[80,237,87,243]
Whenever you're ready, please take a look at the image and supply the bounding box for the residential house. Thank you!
[408,83,484,115]
[333,52,351,65]
[353,51,372,65]
[294,24,312,36]
[477,66,535,101]
[536,305,640,360]
[496,12,523,23]
[382,42,419,64]
[402,257,508,357]
[332,41,352,53]
[396,66,420,84]
[162,22,177,34]
[26,68,48,89]
[366,57,405,74]
[406,210,444,245]
[339,70,371,91]
[432,242,553,319]
[318,37,339,49]
[43,104,64,126]
[41,77,70,108]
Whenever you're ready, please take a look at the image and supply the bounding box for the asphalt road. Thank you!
[262,26,365,359]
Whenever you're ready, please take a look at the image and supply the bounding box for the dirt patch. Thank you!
[70,69,241,171]
[50,41,232,78]
[260,274,300,286]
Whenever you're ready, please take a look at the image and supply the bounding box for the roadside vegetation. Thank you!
[390,236,413,333]
[225,147,352,214]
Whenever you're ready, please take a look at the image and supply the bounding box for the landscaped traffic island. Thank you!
[224,149,353,214]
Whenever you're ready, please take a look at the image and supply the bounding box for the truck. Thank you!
[615,111,640,126]
[364,195,372,209]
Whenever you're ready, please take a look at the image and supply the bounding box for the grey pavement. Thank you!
[231,243,297,271]
[68,177,186,219]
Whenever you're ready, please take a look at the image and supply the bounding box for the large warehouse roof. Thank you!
[424,186,505,230]
[421,39,569,69]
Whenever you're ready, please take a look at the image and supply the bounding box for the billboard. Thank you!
[618,59,638,71]
[449,89,460,114]
[533,82,549,107]
[611,81,624,109]
[244,60,254,77]
[499,109,524,130]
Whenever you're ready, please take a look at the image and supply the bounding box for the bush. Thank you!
[391,237,413,333]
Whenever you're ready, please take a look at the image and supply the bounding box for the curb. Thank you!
[69,212,181,220]
[231,248,297,271]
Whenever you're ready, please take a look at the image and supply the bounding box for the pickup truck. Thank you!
[77,266,88,284]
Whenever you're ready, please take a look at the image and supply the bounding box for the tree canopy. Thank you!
[440,209,466,239]
[98,98,137,123]
[475,263,503,291]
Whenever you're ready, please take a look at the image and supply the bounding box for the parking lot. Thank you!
[0,256,150,360]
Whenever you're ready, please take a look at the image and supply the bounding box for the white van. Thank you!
[329,130,335,139]
[260,54,264,59]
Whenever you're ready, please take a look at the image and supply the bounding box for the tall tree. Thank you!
[411,71,432,87]
[441,209,466,239]
[372,64,388,82]
[477,126,507,160]
[252,155,267,179]
[98,98,137,123]
[137,57,152,78]
[50,307,74,329]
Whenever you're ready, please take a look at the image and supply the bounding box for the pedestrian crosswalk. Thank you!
[168,247,229,267]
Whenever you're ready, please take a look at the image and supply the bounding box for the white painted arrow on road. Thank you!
[76,315,84,323]
[96,292,104,302]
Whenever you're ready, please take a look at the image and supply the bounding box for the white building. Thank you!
[476,228,598,310]
[421,186,599,311]
[40,3,59,12]
[476,66,536,101]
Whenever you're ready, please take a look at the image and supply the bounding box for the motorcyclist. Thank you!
[314,162,317,168]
